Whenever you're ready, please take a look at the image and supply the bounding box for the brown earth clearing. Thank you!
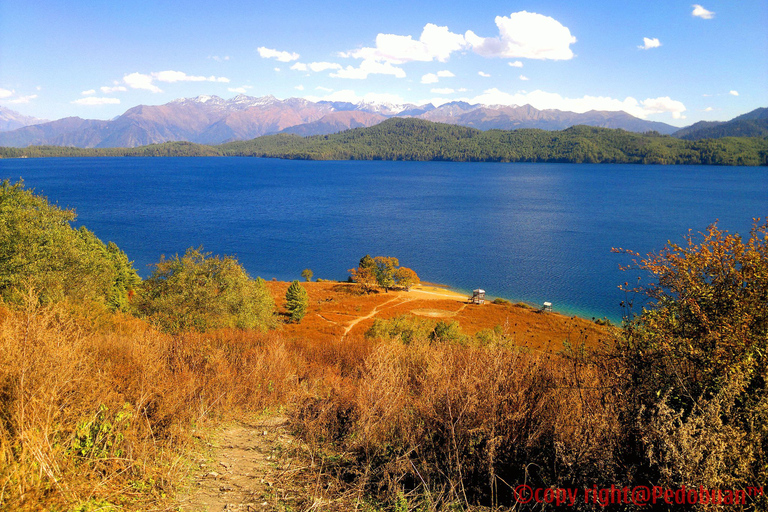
[264,280,607,352]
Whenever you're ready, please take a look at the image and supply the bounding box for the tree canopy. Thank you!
[349,255,420,293]
[3,118,767,165]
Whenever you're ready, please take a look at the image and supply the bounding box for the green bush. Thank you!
[134,247,275,333]
[0,179,139,309]
[365,315,433,344]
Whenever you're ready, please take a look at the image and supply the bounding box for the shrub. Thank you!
[0,179,139,310]
[134,247,275,333]
[365,315,433,344]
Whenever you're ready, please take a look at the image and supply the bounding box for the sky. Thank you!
[1,0,766,127]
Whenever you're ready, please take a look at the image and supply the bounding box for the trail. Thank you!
[179,415,315,511]
[341,295,412,338]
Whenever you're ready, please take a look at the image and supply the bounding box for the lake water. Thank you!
[2,157,766,322]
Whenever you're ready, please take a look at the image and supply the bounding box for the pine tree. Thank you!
[285,280,309,323]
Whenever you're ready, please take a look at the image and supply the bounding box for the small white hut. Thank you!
[471,289,486,304]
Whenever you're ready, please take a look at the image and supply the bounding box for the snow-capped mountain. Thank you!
[0,95,679,148]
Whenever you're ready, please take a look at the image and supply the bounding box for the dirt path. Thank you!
[179,415,326,512]
[341,295,412,338]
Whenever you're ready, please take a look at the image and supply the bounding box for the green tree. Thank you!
[285,280,309,323]
[373,256,399,292]
[349,254,378,293]
[0,179,139,309]
[301,268,313,282]
[134,247,275,333]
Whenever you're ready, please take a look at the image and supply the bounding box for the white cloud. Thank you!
[71,97,121,106]
[421,70,454,84]
[519,75,529,81]
[152,70,229,83]
[509,61,524,68]
[478,71,491,77]
[309,62,342,72]
[228,86,253,94]
[211,55,231,62]
[8,95,37,104]
[295,85,305,91]
[124,72,163,93]
[315,86,334,92]
[460,88,686,119]
[330,60,406,79]
[639,37,661,50]
[466,11,577,60]
[257,47,300,62]
[101,86,127,93]
[704,107,714,111]
[0,88,14,98]
[421,73,439,84]
[431,88,455,94]
[81,89,96,96]
[692,4,715,19]
[290,62,342,72]
[342,23,467,64]
[641,97,687,119]
[729,90,739,96]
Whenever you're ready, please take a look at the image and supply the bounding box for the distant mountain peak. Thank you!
[0,106,48,132]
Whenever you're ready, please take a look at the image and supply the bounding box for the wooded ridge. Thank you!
[2,118,766,165]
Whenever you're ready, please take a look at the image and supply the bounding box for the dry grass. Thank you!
[0,293,295,510]
[3,281,761,511]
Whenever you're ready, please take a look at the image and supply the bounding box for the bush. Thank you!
[0,180,139,310]
[134,247,275,333]
[609,219,768,506]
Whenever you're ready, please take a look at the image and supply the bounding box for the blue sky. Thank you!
[1,0,766,126]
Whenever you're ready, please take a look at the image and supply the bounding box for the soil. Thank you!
[178,414,349,512]
[265,281,609,352]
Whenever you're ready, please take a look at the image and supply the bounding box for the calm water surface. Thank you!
[2,157,766,321]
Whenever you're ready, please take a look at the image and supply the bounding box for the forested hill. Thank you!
[2,118,767,165]
[220,119,768,165]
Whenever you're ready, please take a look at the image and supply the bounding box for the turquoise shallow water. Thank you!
[2,157,766,322]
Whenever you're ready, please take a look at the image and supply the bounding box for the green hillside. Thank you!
[3,118,767,165]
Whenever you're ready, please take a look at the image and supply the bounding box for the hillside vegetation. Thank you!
[2,118,767,165]
[0,182,766,511]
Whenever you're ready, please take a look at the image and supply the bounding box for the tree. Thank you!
[301,268,313,282]
[373,256,399,292]
[349,254,378,293]
[394,266,419,291]
[285,280,309,323]
[134,247,275,333]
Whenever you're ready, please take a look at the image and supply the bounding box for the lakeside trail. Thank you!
[179,414,350,512]
[341,294,412,338]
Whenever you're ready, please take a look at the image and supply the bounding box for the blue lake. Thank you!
[2,157,766,322]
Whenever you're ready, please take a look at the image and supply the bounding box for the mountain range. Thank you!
[0,96,764,149]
